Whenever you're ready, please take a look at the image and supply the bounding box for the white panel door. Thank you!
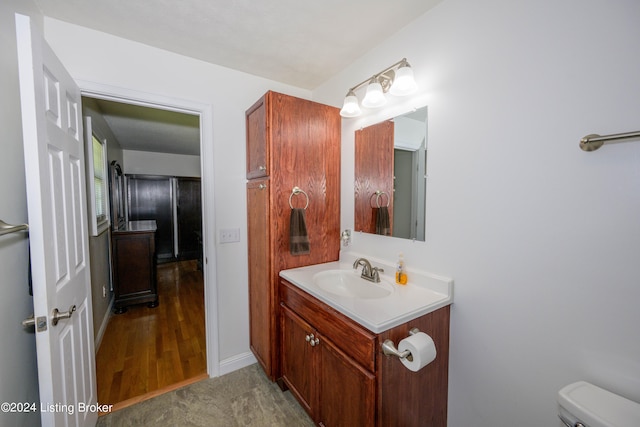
[15,14,97,427]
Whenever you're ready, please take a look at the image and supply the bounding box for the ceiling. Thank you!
[37,0,443,156]
[86,98,201,156]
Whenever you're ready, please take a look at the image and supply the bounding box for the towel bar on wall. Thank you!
[0,219,29,237]
[580,130,640,151]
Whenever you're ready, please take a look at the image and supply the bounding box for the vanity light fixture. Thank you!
[340,58,417,118]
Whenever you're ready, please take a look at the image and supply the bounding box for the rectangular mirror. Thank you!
[354,106,427,241]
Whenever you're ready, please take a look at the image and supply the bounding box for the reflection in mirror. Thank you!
[354,107,427,241]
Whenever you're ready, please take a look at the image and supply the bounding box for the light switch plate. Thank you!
[219,228,241,243]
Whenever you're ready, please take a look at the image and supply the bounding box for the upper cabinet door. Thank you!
[246,93,270,179]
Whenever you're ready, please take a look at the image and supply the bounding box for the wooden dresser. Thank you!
[111,220,159,314]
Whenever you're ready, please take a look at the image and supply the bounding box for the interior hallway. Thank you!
[96,260,207,410]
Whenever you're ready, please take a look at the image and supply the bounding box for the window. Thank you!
[92,134,107,222]
[85,117,110,236]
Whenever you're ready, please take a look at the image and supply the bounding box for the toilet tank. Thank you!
[558,381,640,427]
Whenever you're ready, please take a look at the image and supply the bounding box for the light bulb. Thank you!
[361,78,386,108]
[390,62,417,96]
[339,91,361,117]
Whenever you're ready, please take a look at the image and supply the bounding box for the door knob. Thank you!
[22,315,47,331]
[52,305,76,326]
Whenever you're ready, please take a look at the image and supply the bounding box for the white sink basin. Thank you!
[280,257,453,333]
[312,270,393,299]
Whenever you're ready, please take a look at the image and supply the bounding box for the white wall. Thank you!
[315,0,640,426]
[42,18,311,370]
[0,1,43,426]
[123,149,201,177]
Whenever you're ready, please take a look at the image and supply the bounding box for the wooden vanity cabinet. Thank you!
[280,279,450,427]
[246,91,341,381]
[280,283,376,427]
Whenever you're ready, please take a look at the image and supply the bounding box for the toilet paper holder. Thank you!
[381,327,420,360]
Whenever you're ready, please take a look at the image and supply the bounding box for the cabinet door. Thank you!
[247,179,274,376]
[246,93,269,179]
[176,177,202,260]
[280,304,317,416]
[127,174,174,261]
[318,335,376,427]
[269,91,341,271]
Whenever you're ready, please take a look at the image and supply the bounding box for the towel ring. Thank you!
[370,191,390,208]
[289,186,309,210]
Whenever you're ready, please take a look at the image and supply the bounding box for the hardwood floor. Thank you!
[96,260,206,407]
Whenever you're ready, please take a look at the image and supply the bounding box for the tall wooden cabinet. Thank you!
[246,91,341,381]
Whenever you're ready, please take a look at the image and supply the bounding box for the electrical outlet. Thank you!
[102,285,106,298]
[219,228,241,243]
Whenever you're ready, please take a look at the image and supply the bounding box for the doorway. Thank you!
[96,258,206,407]
[80,86,217,409]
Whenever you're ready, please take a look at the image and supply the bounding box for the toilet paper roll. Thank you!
[397,332,437,372]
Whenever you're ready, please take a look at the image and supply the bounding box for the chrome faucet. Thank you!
[353,258,384,283]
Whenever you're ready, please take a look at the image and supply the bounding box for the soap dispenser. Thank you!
[395,253,408,285]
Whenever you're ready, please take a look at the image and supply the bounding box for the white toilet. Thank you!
[558,381,640,427]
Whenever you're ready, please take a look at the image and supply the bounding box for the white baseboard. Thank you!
[218,351,257,376]
[94,297,113,352]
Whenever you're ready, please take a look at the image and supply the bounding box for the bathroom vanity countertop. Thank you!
[279,252,453,333]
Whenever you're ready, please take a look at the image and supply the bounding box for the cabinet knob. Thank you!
[306,333,319,347]
[258,165,267,171]
[258,183,267,190]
